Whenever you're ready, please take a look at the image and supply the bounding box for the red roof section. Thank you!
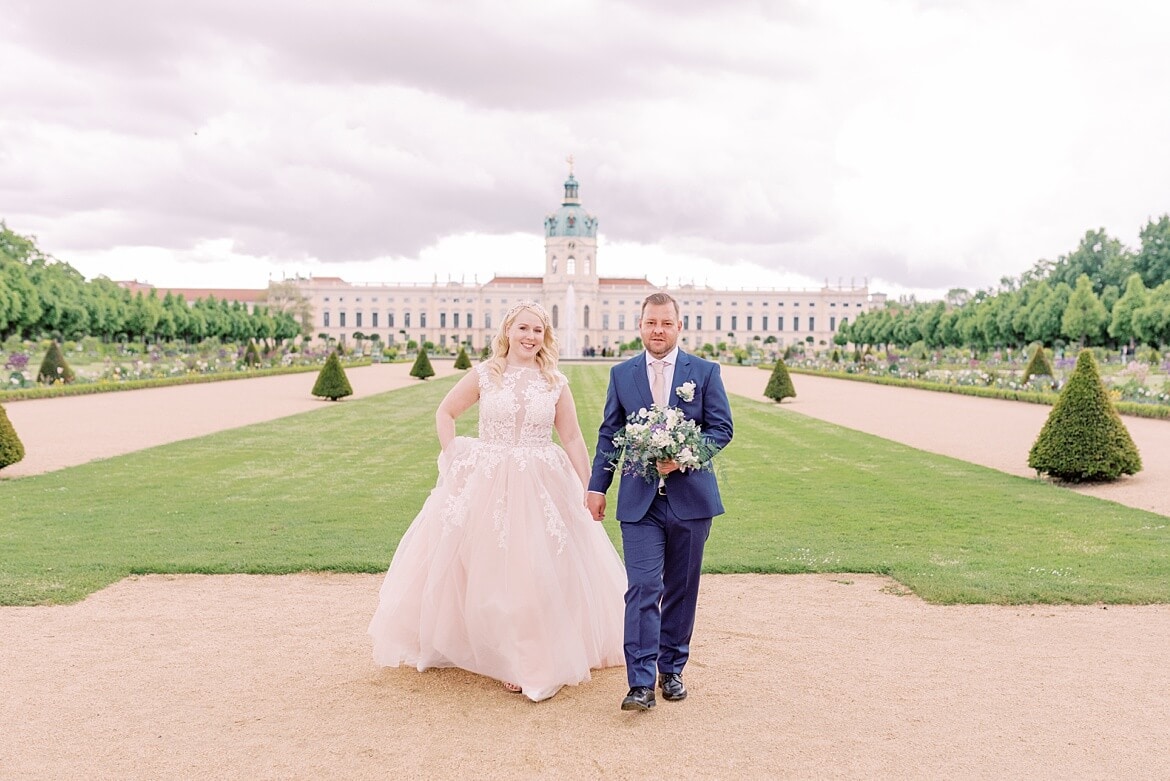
[485,276,542,285]
[599,277,655,287]
[115,281,266,303]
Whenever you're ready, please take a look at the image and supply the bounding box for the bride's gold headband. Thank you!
[504,300,551,327]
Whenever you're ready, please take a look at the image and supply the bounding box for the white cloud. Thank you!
[3,0,1169,303]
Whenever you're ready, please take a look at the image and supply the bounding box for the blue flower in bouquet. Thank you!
[609,403,716,483]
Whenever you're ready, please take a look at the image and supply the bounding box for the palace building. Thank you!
[290,171,885,356]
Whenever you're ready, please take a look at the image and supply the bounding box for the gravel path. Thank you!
[2,363,1168,780]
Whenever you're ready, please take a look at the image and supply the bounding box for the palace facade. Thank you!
[290,173,886,356]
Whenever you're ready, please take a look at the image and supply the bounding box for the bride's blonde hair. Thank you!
[486,300,560,385]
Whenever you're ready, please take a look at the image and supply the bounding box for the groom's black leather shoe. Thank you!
[658,672,687,701]
[620,686,656,711]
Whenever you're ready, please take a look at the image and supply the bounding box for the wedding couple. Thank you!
[368,292,734,710]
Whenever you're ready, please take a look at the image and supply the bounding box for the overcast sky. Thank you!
[3,1,1168,301]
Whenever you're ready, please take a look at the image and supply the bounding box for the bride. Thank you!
[368,300,626,701]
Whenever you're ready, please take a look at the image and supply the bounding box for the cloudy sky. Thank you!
[3,1,1168,301]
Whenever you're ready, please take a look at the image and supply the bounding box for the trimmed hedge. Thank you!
[410,348,435,380]
[311,352,354,401]
[36,341,75,385]
[453,347,472,370]
[1028,349,1142,482]
[763,359,796,402]
[0,402,25,470]
[1021,343,1056,386]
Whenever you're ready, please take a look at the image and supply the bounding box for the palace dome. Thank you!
[544,174,597,238]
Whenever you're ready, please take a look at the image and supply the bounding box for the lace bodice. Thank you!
[476,364,566,447]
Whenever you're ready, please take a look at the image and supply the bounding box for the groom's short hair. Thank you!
[641,292,680,319]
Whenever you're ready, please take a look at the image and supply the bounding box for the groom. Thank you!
[587,292,734,712]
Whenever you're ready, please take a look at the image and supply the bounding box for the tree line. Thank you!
[839,217,1170,352]
[1,223,303,344]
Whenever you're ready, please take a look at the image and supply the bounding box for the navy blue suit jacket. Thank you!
[589,350,733,522]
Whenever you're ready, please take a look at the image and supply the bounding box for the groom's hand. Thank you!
[586,492,606,522]
[656,459,681,476]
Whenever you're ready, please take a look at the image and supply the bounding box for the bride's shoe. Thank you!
[503,681,523,693]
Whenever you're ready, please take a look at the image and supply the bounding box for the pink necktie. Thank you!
[651,360,667,407]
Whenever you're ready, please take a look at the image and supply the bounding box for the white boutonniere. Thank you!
[675,381,696,402]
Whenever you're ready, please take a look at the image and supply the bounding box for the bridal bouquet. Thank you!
[610,403,716,483]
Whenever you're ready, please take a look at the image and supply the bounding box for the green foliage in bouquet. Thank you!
[764,359,796,403]
[0,403,25,470]
[36,341,75,385]
[453,346,472,370]
[1022,343,1056,386]
[410,347,435,380]
[1028,349,1141,482]
[243,340,262,367]
[311,351,354,401]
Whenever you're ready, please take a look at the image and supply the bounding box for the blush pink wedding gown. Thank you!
[369,364,626,701]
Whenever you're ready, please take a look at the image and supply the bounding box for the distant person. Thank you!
[587,292,734,711]
[369,301,625,701]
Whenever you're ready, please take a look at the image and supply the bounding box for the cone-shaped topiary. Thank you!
[1021,343,1056,386]
[1028,349,1141,482]
[763,359,796,402]
[831,348,841,363]
[243,340,262,367]
[36,341,75,385]
[311,351,354,401]
[410,347,435,380]
[453,346,471,370]
[0,403,25,471]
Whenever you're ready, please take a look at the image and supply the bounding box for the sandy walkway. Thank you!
[2,362,1169,779]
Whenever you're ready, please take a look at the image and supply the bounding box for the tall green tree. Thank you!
[1049,228,1132,295]
[1061,274,1108,346]
[1133,215,1170,288]
[1131,281,1170,347]
[1108,273,1148,349]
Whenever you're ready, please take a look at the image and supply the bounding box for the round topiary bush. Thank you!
[36,341,75,385]
[453,346,471,370]
[410,348,435,380]
[764,359,796,403]
[311,351,354,401]
[0,403,25,471]
[1027,349,1142,482]
[1021,343,1056,386]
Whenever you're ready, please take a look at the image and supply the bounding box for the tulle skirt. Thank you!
[369,436,626,701]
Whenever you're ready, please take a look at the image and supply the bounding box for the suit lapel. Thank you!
[668,350,693,408]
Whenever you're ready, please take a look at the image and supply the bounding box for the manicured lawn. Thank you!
[2,365,1167,606]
